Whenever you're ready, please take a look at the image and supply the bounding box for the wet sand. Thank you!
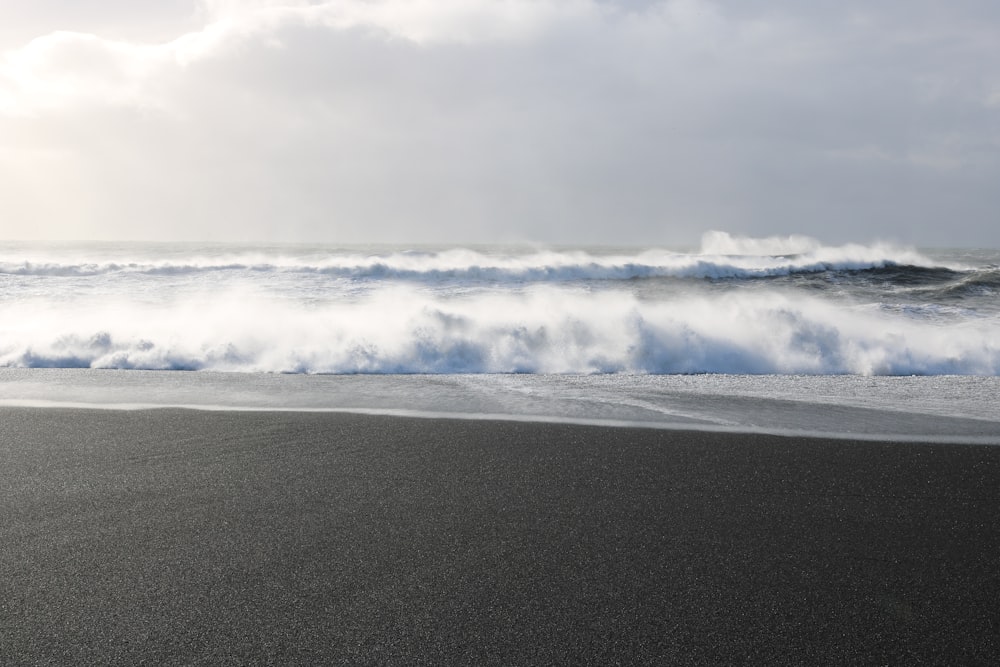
[2,407,998,665]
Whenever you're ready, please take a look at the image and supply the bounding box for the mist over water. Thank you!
[1,233,998,375]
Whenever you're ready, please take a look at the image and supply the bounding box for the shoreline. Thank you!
[4,399,1000,445]
[3,365,1000,447]
[3,407,999,664]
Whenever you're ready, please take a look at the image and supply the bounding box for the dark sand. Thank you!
[1,408,998,665]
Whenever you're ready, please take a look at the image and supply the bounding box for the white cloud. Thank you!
[1,32,167,113]
[196,0,604,43]
[1,0,616,115]
[0,0,778,121]
[0,1,998,245]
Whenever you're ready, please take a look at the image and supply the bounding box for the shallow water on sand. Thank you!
[2,369,998,443]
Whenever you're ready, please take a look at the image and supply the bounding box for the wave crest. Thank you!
[0,238,948,282]
[1,287,996,375]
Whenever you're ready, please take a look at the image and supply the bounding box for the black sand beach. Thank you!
[2,407,999,665]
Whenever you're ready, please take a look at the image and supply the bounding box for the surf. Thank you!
[1,233,996,376]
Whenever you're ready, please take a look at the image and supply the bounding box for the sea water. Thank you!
[1,232,998,441]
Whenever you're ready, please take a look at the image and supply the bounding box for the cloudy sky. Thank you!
[1,0,998,246]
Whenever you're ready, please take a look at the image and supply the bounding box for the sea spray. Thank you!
[1,233,997,375]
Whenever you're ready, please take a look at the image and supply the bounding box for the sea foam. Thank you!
[1,285,996,375]
[0,232,948,282]
[1,234,996,375]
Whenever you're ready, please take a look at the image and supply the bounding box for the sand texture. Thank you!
[2,407,999,665]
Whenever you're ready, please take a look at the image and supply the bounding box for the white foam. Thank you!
[699,230,822,256]
[0,234,951,282]
[1,285,996,375]
[1,238,992,376]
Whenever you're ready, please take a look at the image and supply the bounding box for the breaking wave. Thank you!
[2,233,996,376]
[0,233,950,283]
[1,286,996,375]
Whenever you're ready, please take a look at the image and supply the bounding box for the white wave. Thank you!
[699,230,939,268]
[699,230,823,255]
[0,237,949,282]
[1,285,996,375]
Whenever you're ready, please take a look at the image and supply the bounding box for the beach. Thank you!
[2,407,998,664]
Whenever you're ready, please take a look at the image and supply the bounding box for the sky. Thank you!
[0,0,998,247]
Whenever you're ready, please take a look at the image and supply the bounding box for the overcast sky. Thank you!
[1,0,998,246]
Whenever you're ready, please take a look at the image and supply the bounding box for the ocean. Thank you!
[2,232,998,441]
